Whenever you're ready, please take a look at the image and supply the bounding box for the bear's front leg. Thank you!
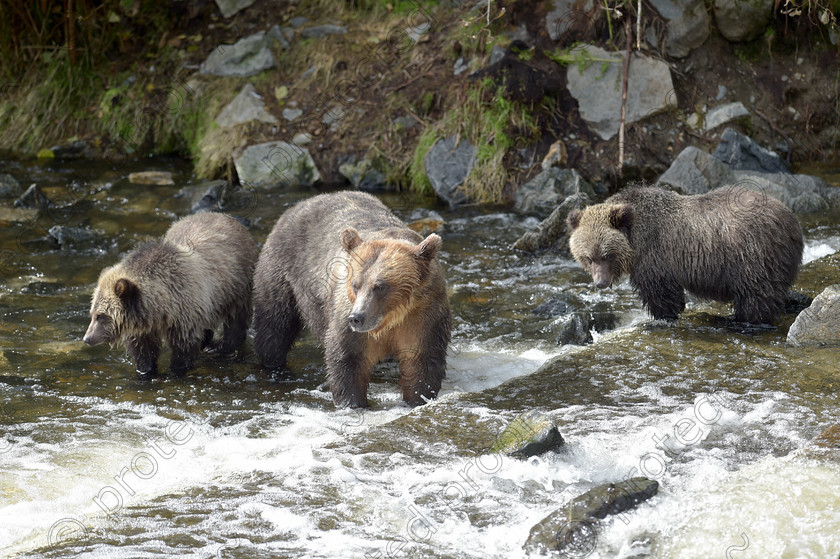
[634,272,685,320]
[169,331,201,376]
[397,328,448,407]
[127,334,160,375]
[325,330,371,408]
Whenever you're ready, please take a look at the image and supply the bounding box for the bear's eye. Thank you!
[582,256,592,265]
[372,281,387,292]
[351,279,362,292]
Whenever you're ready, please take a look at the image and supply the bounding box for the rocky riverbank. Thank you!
[1,0,838,206]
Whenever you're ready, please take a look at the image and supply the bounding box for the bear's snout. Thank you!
[348,311,367,331]
[590,261,613,289]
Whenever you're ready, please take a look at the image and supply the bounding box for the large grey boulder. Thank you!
[649,0,711,58]
[566,46,676,140]
[200,32,276,77]
[234,141,321,188]
[514,167,595,218]
[424,136,475,208]
[214,0,255,18]
[658,146,840,212]
[513,192,590,253]
[713,0,774,42]
[546,0,597,41]
[712,128,788,173]
[787,285,840,347]
[216,83,278,128]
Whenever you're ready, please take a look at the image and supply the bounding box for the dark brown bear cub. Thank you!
[253,191,451,408]
[567,185,803,324]
[84,212,258,375]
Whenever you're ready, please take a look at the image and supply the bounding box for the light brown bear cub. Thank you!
[84,212,258,375]
[567,185,803,324]
[253,191,451,408]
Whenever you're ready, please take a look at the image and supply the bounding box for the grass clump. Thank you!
[407,77,537,203]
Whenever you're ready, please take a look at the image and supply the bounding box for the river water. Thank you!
[0,157,839,558]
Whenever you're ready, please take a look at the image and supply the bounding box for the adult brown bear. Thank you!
[84,212,258,375]
[567,185,803,323]
[253,191,451,408]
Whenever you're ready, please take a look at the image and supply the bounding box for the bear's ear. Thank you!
[414,233,442,260]
[114,278,137,302]
[567,209,583,231]
[608,204,634,235]
[341,228,363,253]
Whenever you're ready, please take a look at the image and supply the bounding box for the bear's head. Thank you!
[84,266,138,346]
[340,227,441,336]
[567,203,634,289]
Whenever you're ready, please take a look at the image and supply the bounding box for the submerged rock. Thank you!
[47,225,97,249]
[424,136,475,208]
[14,184,52,210]
[128,171,174,185]
[787,285,840,347]
[524,477,659,555]
[0,207,39,223]
[0,174,22,198]
[490,410,565,458]
[234,141,321,188]
[200,32,276,78]
[514,168,594,219]
[406,217,444,236]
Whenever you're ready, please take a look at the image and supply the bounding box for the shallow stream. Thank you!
[1,157,839,558]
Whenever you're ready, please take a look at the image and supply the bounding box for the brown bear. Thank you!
[567,184,803,324]
[253,191,451,408]
[84,212,258,375]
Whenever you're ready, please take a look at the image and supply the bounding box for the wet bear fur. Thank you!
[566,185,803,324]
[84,212,258,374]
[253,191,451,408]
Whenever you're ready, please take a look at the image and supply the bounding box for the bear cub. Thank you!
[84,212,258,375]
[253,191,451,408]
[567,185,803,324]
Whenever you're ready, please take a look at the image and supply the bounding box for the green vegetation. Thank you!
[408,78,538,204]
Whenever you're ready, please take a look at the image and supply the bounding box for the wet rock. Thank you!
[712,128,788,174]
[524,477,659,556]
[787,285,840,347]
[406,217,444,236]
[566,46,676,140]
[177,180,228,214]
[424,136,475,208]
[649,0,711,58]
[490,410,565,458]
[48,140,88,159]
[20,280,63,295]
[703,101,749,131]
[267,25,291,49]
[289,16,308,28]
[47,225,97,249]
[216,83,278,128]
[811,424,840,455]
[0,174,22,198]
[713,0,774,42]
[14,184,52,209]
[234,141,321,188]
[513,193,590,253]
[300,24,347,39]
[214,0,255,18]
[553,314,593,345]
[339,159,388,191]
[514,168,595,219]
[200,32,276,78]
[546,0,597,42]
[128,171,174,185]
[658,146,840,212]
